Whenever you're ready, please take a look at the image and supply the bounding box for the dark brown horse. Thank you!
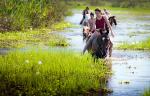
[109,16,117,26]
[92,32,111,59]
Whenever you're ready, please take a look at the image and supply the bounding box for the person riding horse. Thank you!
[80,7,90,25]
[83,8,114,58]
[103,9,117,26]
[83,12,95,41]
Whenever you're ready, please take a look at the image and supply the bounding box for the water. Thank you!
[108,50,150,96]
[60,10,150,96]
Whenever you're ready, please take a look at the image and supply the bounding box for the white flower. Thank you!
[25,60,29,64]
[38,61,42,65]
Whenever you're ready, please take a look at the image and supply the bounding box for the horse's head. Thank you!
[109,16,117,26]
[97,33,110,49]
[96,33,110,58]
[83,26,90,39]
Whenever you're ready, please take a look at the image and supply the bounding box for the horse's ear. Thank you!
[112,16,115,18]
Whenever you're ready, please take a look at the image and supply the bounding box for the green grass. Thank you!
[117,38,150,50]
[0,21,73,48]
[142,88,150,96]
[51,21,73,31]
[0,50,110,96]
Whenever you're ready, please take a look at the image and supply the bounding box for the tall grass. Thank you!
[117,38,150,50]
[0,50,110,95]
[0,0,70,31]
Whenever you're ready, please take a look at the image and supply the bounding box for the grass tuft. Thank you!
[117,38,150,50]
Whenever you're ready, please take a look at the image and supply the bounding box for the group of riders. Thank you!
[81,7,117,59]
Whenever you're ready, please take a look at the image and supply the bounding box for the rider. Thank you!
[95,8,114,36]
[80,7,89,25]
[83,8,114,57]
[103,8,111,19]
[88,12,96,33]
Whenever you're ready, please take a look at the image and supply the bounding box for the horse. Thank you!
[82,26,92,41]
[92,31,111,59]
[82,16,115,58]
[108,16,117,26]
[82,28,113,59]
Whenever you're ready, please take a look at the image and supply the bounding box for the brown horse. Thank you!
[82,31,111,59]
[109,16,117,26]
[93,32,111,59]
[82,26,92,41]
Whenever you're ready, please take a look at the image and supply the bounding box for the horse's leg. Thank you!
[109,41,113,57]
[110,19,113,26]
[92,52,100,62]
[80,16,85,25]
[114,18,117,25]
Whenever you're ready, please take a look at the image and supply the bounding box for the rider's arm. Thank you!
[103,16,114,37]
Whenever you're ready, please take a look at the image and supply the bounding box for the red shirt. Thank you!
[96,16,106,30]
